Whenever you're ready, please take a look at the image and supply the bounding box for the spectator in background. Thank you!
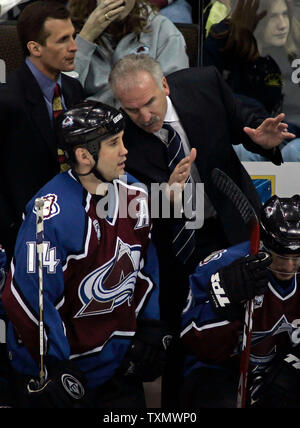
[204,0,300,162]
[0,1,85,262]
[204,0,232,36]
[149,0,193,24]
[0,0,68,19]
[290,0,300,47]
[0,0,27,17]
[253,0,300,132]
[69,0,189,106]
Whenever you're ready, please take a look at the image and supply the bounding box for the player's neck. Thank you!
[78,172,104,195]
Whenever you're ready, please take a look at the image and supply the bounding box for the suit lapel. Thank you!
[61,74,75,106]
[19,63,58,159]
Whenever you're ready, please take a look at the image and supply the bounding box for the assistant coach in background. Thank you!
[0,1,85,261]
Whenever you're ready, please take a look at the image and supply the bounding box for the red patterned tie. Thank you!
[52,83,69,172]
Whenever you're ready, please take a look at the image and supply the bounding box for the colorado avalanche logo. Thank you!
[62,115,74,127]
[265,206,275,218]
[75,238,141,317]
[33,194,60,220]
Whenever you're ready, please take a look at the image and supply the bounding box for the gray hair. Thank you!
[109,54,164,95]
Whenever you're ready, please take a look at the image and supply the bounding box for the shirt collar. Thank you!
[26,57,63,103]
[164,96,179,123]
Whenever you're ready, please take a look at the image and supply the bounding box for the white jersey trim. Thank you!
[180,319,230,338]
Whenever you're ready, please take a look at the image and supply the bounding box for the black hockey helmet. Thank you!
[57,100,125,165]
[260,195,300,255]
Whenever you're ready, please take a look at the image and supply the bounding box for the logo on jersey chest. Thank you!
[33,194,60,220]
[75,238,141,318]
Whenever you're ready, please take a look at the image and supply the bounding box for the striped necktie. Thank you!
[163,123,195,264]
[52,83,69,172]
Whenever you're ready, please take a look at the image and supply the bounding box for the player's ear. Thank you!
[74,147,92,166]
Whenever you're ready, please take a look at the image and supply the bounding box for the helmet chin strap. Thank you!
[90,164,108,183]
[76,155,109,184]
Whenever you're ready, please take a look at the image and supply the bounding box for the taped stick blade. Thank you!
[211,168,259,226]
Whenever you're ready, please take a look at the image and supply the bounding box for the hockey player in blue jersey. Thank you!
[180,195,300,408]
[2,101,171,408]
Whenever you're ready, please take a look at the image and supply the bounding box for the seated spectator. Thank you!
[204,0,232,36]
[254,0,300,133]
[150,0,193,24]
[204,0,300,161]
[0,0,26,17]
[203,0,282,117]
[291,0,300,47]
[69,0,189,106]
[0,0,68,19]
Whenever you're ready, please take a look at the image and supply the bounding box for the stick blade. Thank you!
[211,168,258,226]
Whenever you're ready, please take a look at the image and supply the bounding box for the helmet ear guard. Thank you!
[260,195,300,255]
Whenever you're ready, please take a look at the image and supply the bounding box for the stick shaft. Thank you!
[211,169,260,408]
[35,198,45,386]
[237,222,260,408]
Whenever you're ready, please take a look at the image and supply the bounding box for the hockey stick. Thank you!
[33,197,46,387]
[211,168,260,408]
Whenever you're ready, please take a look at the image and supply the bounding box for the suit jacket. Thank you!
[123,66,282,250]
[0,62,85,258]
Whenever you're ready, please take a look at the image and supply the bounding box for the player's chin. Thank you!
[275,272,294,281]
[118,166,126,176]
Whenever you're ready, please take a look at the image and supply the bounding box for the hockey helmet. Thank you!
[260,195,300,255]
[57,100,125,164]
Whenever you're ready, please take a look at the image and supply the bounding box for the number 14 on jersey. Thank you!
[26,241,60,274]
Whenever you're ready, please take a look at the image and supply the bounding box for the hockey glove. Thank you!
[26,360,87,408]
[121,319,173,382]
[249,348,300,408]
[207,252,272,320]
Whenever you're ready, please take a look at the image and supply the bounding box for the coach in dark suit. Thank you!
[109,54,295,406]
[0,1,85,260]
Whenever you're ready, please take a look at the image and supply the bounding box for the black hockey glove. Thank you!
[207,252,272,321]
[26,360,87,408]
[120,319,173,382]
[249,348,300,408]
